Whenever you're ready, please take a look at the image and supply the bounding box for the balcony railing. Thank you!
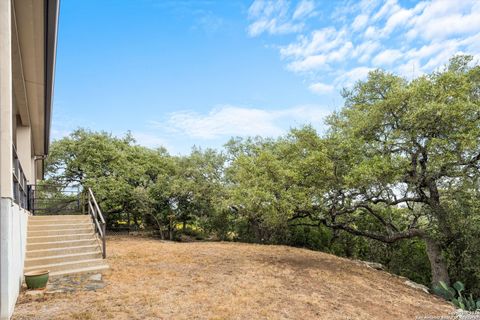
[27,183,82,215]
[12,144,28,208]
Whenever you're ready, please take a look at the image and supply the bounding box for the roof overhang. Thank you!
[13,0,59,179]
[13,0,59,157]
[45,0,59,155]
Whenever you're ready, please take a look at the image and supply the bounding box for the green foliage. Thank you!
[45,55,480,296]
[433,281,480,311]
[46,130,227,240]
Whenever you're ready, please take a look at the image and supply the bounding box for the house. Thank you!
[0,0,59,318]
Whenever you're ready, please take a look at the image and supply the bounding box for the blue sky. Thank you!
[52,0,480,154]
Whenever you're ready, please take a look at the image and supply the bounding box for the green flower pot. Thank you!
[24,270,49,290]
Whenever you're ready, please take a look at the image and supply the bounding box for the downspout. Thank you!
[34,155,47,180]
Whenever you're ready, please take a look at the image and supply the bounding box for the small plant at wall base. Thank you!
[433,281,480,311]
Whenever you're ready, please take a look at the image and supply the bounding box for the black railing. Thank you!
[12,145,28,208]
[28,183,83,215]
[87,188,106,258]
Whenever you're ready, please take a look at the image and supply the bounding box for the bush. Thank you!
[433,281,480,311]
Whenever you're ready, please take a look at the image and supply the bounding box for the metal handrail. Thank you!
[88,188,105,224]
[87,188,106,258]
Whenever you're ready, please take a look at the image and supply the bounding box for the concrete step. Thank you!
[29,216,91,224]
[29,220,92,226]
[30,214,89,219]
[28,223,93,231]
[26,239,99,252]
[25,251,102,268]
[26,245,101,258]
[49,264,110,277]
[27,233,95,244]
[28,227,94,237]
[25,213,109,278]
[24,258,108,274]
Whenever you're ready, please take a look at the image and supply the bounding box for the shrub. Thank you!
[433,281,480,311]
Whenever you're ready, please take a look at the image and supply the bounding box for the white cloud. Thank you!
[395,59,423,79]
[308,82,334,94]
[407,0,480,41]
[328,41,354,62]
[380,6,417,37]
[254,0,480,91]
[157,105,329,139]
[281,27,353,72]
[335,67,374,88]
[281,27,356,73]
[292,0,315,20]
[372,0,398,21]
[248,20,304,37]
[247,0,316,37]
[363,26,377,39]
[332,0,380,23]
[280,27,348,59]
[51,128,71,141]
[422,43,460,70]
[352,40,381,63]
[287,54,328,72]
[372,49,402,66]
[352,14,369,31]
[166,106,280,138]
[405,42,444,60]
[132,132,170,149]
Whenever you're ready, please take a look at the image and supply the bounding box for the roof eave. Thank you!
[44,0,60,156]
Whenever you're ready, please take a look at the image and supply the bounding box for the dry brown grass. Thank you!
[13,236,453,319]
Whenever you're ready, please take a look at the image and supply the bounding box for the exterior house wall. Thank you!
[0,0,13,199]
[1,0,58,318]
[0,1,19,318]
[0,0,21,320]
[0,1,31,319]
[0,201,28,320]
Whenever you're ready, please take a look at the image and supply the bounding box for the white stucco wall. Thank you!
[0,199,29,320]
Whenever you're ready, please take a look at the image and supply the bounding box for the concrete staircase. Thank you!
[25,215,109,277]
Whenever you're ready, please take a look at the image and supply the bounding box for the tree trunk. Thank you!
[134,213,140,227]
[169,215,174,240]
[424,237,450,287]
[252,221,262,243]
[127,212,131,234]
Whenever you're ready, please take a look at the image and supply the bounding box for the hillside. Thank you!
[14,237,453,319]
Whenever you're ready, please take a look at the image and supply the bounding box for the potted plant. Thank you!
[24,270,49,290]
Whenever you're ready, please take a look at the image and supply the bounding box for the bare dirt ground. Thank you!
[13,236,453,320]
